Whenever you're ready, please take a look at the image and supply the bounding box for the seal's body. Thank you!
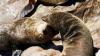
[0,12,93,56]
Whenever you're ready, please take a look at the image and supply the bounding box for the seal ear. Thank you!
[42,16,48,22]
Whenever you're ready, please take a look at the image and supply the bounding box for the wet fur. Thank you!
[42,12,93,56]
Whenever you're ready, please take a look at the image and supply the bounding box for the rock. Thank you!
[12,50,22,56]
[0,0,34,24]
[30,4,78,19]
[21,46,61,56]
[69,0,100,48]
[96,49,100,56]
